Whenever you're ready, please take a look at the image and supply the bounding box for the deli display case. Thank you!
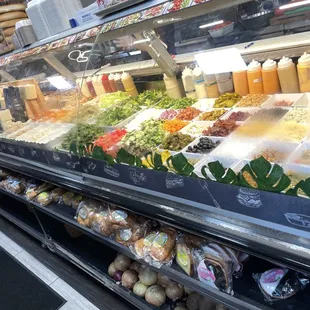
[1,1,310,309]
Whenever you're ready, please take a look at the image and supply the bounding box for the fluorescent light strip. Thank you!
[133,38,150,45]
[199,20,224,29]
[129,50,142,56]
[280,0,310,10]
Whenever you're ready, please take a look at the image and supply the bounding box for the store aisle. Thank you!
[0,217,135,310]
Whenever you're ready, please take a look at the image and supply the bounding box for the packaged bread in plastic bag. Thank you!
[115,216,150,246]
[108,208,137,229]
[90,204,113,236]
[62,191,75,207]
[132,226,177,266]
[253,268,309,302]
[194,243,234,295]
[24,179,42,199]
[76,199,100,228]
[50,188,66,203]
[5,176,25,194]
[176,234,204,277]
[72,195,84,209]
[25,182,54,200]
[133,231,158,258]
[149,227,177,262]
[36,191,53,207]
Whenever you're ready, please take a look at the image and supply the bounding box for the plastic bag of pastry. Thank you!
[71,194,84,210]
[75,199,100,228]
[25,182,54,200]
[91,205,113,236]
[24,179,42,199]
[108,208,137,229]
[194,243,234,295]
[115,216,150,246]
[50,188,66,203]
[0,168,10,179]
[149,227,177,263]
[62,191,75,207]
[0,176,11,189]
[176,234,197,277]
[132,231,158,259]
[36,192,53,207]
[6,176,25,194]
[132,227,177,267]
[253,268,309,302]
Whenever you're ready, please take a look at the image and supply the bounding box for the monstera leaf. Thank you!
[116,148,136,165]
[69,142,78,155]
[116,148,146,168]
[91,146,115,165]
[240,156,290,192]
[286,178,310,198]
[144,152,168,172]
[69,142,88,157]
[203,161,239,185]
[166,153,196,177]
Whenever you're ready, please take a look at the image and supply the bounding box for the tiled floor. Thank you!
[0,216,134,310]
[0,231,99,310]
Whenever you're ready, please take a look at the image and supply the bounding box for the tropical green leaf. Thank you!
[240,156,290,192]
[207,161,239,185]
[301,178,310,197]
[69,142,78,155]
[116,148,135,165]
[200,165,210,180]
[135,156,143,168]
[287,178,310,198]
[153,152,163,168]
[91,146,115,165]
[166,153,195,176]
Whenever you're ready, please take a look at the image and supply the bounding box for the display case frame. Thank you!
[0,1,310,309]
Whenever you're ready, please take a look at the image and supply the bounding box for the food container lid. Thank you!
[114,73,121,80]
[298,52,310,65]
[278,56,293,69]
[262,59,277,70]
[193,66,203,77]
[247,60,261,71]
[182,67,193,78]
[15,19,32,29]
[121,72,130,79]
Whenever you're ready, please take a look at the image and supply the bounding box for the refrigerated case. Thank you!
[1,0,310,309]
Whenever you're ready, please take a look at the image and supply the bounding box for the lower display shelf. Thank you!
[0,195,157,310]
[0,189,309,310]
[0,196,45,243]
[0,189,259,310]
